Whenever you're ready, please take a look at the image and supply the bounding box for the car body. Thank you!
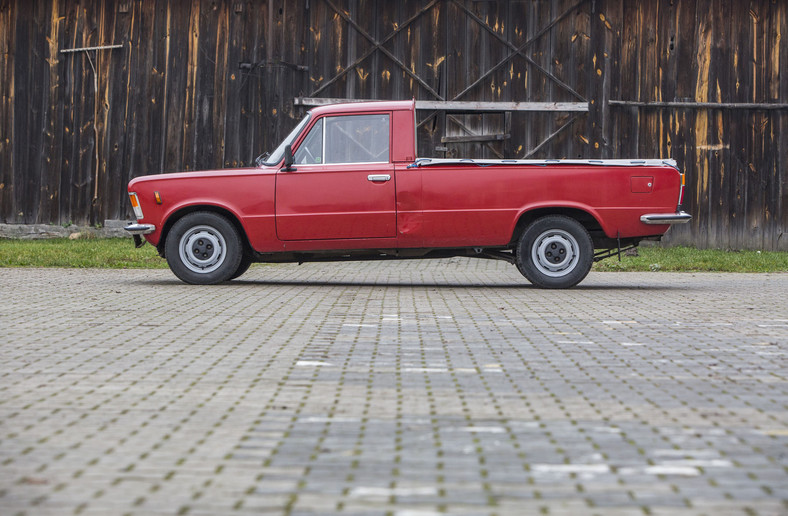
[126,100,690,288]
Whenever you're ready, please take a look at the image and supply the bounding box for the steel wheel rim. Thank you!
[178,225,227,274]
[531,229,580,277]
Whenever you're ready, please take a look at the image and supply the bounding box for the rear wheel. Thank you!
[515,215,593,289]
[165,212,242,284]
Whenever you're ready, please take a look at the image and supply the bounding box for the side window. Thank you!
[294,118,323,164]
[325,114,390,164]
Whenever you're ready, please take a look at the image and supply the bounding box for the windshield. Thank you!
[259,113,311,167]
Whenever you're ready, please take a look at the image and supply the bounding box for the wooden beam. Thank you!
[441,134,510,143]
[294,97,589,112]
[609,100,788,110]
[59,44,123,53]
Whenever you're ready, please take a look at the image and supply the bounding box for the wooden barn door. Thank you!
[301,0,591,160]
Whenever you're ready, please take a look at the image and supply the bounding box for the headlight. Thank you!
[129,192,144,219]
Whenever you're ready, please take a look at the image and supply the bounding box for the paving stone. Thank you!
[0,263,786,515]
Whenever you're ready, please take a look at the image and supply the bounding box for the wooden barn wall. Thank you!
[0,0,785,250]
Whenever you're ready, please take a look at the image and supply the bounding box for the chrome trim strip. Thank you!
[124,223,156,235]
[367,174,391,182]
[640,212,692,225]
[409,157,678,168]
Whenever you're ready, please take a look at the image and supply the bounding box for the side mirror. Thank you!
[282,144,297,171]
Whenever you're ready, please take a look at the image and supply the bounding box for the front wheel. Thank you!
[165,212,243,284]
[515,215,593,289]
[230,251,254,280]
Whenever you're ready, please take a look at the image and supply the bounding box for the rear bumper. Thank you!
[640,211,692,225]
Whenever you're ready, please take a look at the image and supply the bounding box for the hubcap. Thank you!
[178,225,226,274]
[531,229,580,277]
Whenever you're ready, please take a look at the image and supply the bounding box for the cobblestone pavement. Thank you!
[1,261,787,516]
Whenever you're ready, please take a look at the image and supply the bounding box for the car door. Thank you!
[275,113,396,241]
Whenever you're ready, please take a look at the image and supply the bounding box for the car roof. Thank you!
[310,100,414,116]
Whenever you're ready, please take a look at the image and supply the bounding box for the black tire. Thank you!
[230,251,254,280]
[515,215,593,289]
[165,212,243,285]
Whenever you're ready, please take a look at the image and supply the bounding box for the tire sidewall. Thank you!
[230,251,254,280]
[516,215,593,289]
[165,212,243,285]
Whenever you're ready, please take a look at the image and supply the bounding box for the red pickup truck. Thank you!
[126,100,690,288]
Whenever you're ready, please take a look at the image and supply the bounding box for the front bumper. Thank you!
[640,211,692,225]
[124,223,156,235]
[125,223,156,248]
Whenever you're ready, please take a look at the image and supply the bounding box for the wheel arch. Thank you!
[509,206,605,246]
[158,205,252,258]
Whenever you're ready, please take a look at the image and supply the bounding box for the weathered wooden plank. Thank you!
[59,0,78,223]
[149,2,170,176]
[104,2,133,222]
[11,2,34,223]
[162,1,189,172]
[744,0,770,250]
[116,0,145,221]
[250,0,269,162]
[193,0,223,169]
[587,0,615,159]
[777,0,788,251]
[39,0,64,224]
[480,1,507,159]
[91,1,124,224]
[547,0,582,159]
[222,2,245,167]
[178,0,200,171]
[659,0,700,247]
[284,0,308,119]
[690,1,713,247]
[0,0,16,222]
[527,0,551,159]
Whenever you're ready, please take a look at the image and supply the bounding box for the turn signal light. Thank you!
[154,191,162,204]
[129,192,144,219]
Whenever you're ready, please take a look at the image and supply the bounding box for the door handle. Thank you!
[367,174,391,182]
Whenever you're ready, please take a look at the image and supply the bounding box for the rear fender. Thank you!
[510,204,608,245]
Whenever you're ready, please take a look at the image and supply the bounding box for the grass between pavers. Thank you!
[1,237,787,272]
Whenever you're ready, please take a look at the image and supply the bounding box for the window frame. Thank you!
[295,112,391,167]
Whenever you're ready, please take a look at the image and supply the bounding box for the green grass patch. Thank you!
[0,237,166,269]
[0,238,786,273]
[593,245,788,273]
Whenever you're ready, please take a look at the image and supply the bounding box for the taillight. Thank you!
[677,173,686,209]
[129,192,144,219]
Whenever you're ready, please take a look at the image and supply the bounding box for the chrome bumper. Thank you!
[125,223,155,248]
[640,211,692,225]
[124,223,156,235]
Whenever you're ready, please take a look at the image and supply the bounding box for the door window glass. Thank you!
[294,118,323,164]
[325,114,390,164]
